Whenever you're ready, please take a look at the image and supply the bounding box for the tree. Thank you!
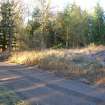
[25,8,41,49]
[23,1,105,49]
[62,3,89,48]
[12,0,25,50]
[0,1,16,51]
[92,3,105,44]
[38,0,51,49]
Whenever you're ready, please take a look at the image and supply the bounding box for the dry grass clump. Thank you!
[9,50,65,65]
[39,53,86,76]
[9,51,45,65]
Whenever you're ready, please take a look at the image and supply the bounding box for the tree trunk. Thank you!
[66,26,69,48]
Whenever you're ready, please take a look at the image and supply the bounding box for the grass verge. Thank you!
[0,86,28,105]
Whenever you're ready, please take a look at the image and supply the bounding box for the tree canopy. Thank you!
[1,1,105,51]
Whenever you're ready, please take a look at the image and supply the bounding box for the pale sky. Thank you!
[22,0,105,22]
[23,0,105,12]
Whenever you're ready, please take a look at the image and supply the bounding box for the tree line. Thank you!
[0,0,105,51]
[25,2,105,49]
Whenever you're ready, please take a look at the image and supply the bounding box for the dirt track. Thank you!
[0,62,105,105]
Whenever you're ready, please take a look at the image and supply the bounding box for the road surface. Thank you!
[0,62,105,105]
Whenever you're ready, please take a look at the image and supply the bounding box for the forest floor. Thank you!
[0,62,105,105]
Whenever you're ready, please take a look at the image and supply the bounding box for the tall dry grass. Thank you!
[9,49,85,74]
[9,45,105,84]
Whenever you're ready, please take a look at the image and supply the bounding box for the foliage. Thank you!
[25,2,105,49]
[0,0,24,51]
[62,4,89,47]
[24,3,105,48]
[1,1,105,50]
[92,3,105,44]
[0,1,15,51]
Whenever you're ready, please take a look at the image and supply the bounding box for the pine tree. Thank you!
[92,3,105,44]
[0,1,16,52]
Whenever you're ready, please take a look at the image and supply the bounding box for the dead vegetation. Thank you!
[8,45,105,85]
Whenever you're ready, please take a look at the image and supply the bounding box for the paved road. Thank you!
[0,62,105,105]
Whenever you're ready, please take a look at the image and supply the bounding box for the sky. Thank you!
[22,0,105,22]
[23,0,105,12]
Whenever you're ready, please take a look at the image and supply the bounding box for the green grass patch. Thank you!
[0,86,28,105]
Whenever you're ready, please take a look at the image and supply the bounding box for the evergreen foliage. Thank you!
[0,1,16,51]
[1,1,105,50]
